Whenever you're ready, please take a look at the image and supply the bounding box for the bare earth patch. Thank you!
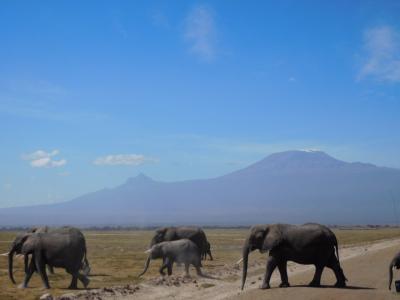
[51,238,400,300]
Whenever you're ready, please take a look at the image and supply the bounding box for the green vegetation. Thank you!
[0,228,399,300]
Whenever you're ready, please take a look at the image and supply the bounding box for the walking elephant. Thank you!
[150,226,211,260]
[389,251,400,290]
[26,226,90,276]
[8,226,90,289]
[241,223,347,290]
[139,239,203,277]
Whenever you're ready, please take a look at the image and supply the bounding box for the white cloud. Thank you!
[358,26,400,82]
[184,5,217,61]
[22,150,67,168]
[93,154,157,166]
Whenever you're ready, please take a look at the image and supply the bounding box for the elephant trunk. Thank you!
[138,255,151,277]
[241,242,250,290]
[8,246,16,284]
[389,263,394,290]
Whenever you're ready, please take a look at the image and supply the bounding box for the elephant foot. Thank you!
[68,285,78,290]
[18,283,27,289]
[334,281,346,288]
[279,282,290,288]
[260,282,270,289]
[308,281,321,287]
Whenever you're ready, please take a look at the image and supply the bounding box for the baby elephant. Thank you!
[139,239,203,277]
[389,251,400,290]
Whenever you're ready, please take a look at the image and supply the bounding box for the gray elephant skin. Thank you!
[139,239,203,277]
[241,223,347,290]
[8,226,90,289]
[27,226,90,276]
[389,251,400,290]
[150,226,212,260]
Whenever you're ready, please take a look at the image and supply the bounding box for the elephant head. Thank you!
[8,233,36,284]
[389,258,400,290]
[138,244,163,277]
[150,227,175,247]
[241,225,282,290]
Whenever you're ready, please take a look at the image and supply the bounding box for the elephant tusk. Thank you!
[144,249,152,254]
[236,258,243,265]
[0,252,9,256]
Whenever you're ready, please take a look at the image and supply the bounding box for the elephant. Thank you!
[389,251,400,290]
[26,226,90,276]
[241,223,347,290]
[150,226,211,261]
[202,241,213,261]
[139,239,203,277]
[8,226,90,289]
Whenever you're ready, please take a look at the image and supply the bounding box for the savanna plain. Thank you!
[1,228,400,300]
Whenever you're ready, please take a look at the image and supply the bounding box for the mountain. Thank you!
[1,150,400,226]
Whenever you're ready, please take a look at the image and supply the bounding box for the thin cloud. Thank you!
[184,5,217,61]
[93,154,158,166]
[22,150,67,168]
[358,26,400,82]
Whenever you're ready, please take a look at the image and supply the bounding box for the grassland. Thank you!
[0,228,399,300]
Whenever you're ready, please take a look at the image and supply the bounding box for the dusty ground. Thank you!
[1,229,400,300]
[54,237,400,300]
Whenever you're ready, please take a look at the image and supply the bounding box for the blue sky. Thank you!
[1,0,399,207]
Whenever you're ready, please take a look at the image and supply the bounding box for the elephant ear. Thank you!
[261,226,282,252]
[164,228,176,240]
[21,235,38,254]
[157,227,167,236]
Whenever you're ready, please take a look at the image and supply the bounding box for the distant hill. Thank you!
[1,150,400,226]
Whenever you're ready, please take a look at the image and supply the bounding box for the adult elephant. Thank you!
[150,226,210,260]
[8,226,90,289]
[27,226,90,276]
[241,223,347,290]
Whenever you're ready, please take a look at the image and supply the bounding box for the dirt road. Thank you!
[63,238,400,300]
[233,240,400,300]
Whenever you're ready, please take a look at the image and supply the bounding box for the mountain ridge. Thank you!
[1,150,399,226]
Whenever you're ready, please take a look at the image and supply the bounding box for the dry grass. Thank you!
[0,228,399,300]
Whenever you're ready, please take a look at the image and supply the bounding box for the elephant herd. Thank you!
[1,223,400,293]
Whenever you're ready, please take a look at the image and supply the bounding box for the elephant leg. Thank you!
[167,258,173,276]
[20,257,36,288]
[327,257,346,287]
[159,264,166,276]
[278,261,290,287]
[34,252,50,289]
[184,263,190,277]
[309,265,324,287]
[208,251,213,261]
[159,257,170,276]
[261,256,278,289]
[68,273,79,289]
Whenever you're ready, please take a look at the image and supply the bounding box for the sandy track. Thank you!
[65,238,400,300]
